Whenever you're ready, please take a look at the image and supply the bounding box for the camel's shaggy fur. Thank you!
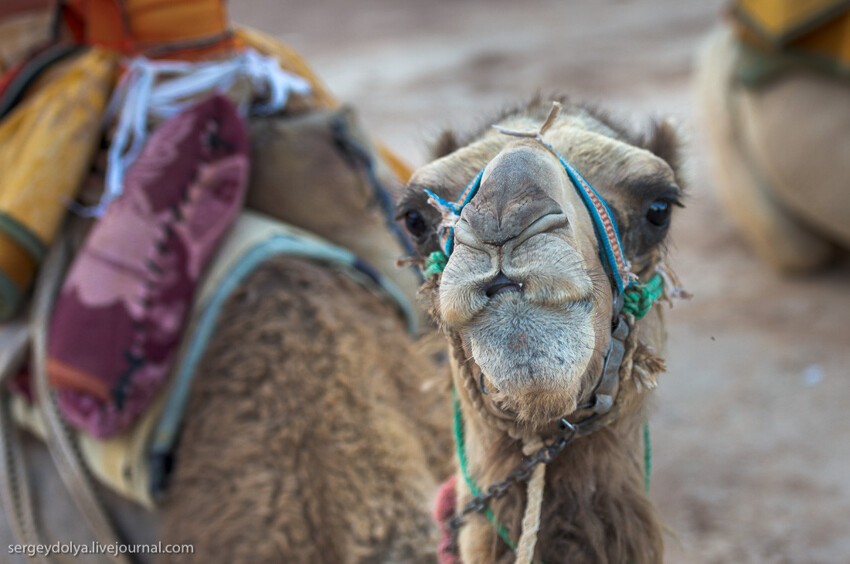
[398,98,683,563]
[157,256,450,562]
[696,28,850,272]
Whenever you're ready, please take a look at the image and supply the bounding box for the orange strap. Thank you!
[62,0,236,59]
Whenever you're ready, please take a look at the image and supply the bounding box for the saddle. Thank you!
[729,0,850,84]
[0,4,417,557]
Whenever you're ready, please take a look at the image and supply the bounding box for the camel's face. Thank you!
[398,108,682,425]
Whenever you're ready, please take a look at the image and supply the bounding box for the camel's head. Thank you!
[397,101,683,427]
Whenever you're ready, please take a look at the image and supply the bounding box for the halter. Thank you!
[425,146,632,299]
[424,139,638,424]
[427,106,668,560]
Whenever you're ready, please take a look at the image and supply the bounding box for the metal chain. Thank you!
[448,418,579,544]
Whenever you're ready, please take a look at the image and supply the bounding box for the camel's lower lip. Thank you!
[486,292,594,311]
[466,296,597,402]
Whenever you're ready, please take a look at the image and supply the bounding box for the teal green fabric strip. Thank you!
[0,212,47,262]
[0,271,23,321]
[732,0,850,46]
[735,40,850,87]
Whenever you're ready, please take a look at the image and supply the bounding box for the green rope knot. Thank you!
[423,250,448,278]
[622,272,664,319]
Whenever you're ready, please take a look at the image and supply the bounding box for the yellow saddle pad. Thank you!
[732,0,850,78]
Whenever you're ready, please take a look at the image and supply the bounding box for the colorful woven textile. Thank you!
[0,48,117,321]
[47,94,249,438]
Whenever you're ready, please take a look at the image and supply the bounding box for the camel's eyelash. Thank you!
[660,192,685,208]
[396,183,444,220]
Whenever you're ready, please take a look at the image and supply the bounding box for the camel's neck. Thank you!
[453,366,663,564]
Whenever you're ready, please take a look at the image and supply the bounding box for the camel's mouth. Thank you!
[483,272,523,298]
[438,224,605,424]
[460,293,599,423]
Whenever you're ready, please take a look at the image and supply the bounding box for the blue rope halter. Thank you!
[424,145,633,299]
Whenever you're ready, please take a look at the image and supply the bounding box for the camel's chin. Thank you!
[465,296,596,424]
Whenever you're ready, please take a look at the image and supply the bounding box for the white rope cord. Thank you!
[515,436,546,564]
[83,48,311,217]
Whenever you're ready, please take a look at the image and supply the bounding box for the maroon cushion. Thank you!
[47,94,249,438]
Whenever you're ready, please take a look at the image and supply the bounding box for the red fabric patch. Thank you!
[435,474,460,564]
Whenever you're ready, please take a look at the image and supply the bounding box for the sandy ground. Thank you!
[229,1,850,562]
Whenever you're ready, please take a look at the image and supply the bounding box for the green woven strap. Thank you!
[622,272,664,319]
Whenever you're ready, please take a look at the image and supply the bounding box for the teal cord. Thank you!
[622,272,664,320]
[453,391,654,554]
[424,250,448,278]
[453,390,517,551]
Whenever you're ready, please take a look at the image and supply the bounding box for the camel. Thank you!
[695,28,850,272]
[397,99,684,563]
[150,109,451,562]
[1,106,451,563]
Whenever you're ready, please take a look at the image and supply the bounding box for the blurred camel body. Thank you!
[3,110,451,563]
[696,28,850,272]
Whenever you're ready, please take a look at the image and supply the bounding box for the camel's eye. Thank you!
[404,209,429,238]
[646,199,671,228]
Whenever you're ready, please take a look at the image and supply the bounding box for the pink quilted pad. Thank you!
[48,94,249,438]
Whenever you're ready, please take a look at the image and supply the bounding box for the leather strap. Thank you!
[0,316,49,563]
[31,232,133,564]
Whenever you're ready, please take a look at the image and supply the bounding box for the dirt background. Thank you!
[230,1,850,562]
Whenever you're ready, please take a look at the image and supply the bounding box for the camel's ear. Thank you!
[432,129,460,159]
[643,118,682,175]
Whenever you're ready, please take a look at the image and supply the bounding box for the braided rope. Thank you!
[516,437,546,564]
[451,336,525,440]
[622,273,664,320]
[424,251,448,278]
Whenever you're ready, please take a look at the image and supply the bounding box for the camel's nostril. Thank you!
[484,272,523,298]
